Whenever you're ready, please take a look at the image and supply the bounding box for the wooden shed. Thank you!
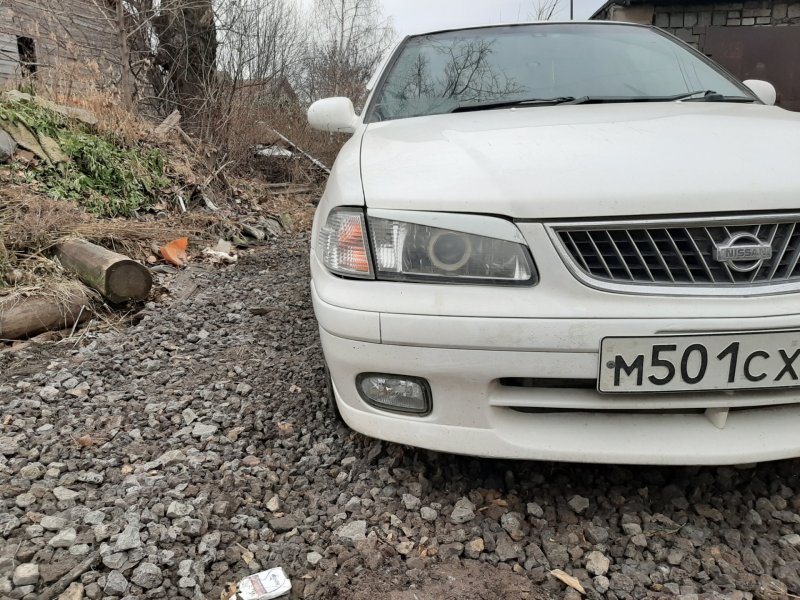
[0,0,122,93]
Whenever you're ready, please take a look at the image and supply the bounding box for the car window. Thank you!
[368,24,750,121]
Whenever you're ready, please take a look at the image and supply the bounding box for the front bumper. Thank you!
[313,284,800,465]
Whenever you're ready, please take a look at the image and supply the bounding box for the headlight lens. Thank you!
[318,208,374,278]
[369,217,536,285]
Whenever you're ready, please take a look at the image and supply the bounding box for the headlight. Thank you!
[318,208,536,285]
[369,215,536,285]
[318,208,374,278]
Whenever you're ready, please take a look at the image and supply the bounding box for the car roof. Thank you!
[404,20,649,38]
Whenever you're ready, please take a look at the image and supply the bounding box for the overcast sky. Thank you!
[380,0,606,36]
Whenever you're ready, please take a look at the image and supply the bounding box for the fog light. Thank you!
[356,373,431,415]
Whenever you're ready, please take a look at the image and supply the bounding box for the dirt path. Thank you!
[1,231,799,600]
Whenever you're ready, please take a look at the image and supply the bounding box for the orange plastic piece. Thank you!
[160,237,189,267]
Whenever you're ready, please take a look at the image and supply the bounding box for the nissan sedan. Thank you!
[307,22,800,465]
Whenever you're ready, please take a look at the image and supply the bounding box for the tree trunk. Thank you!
[56,239,152,304]
[116,0,135,108]
[0,290,90,340]
[153,0,218,132]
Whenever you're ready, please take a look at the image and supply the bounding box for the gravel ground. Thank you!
[2,231,800,600]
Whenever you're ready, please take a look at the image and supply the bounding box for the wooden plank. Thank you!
[0,0,119,83]
[154,110,181,135]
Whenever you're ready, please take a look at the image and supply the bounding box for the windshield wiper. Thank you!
[451,91,756,113]
[451,97,576,113]
[565,91,756,104]
[671,89,722,101]
[672,89,756,102]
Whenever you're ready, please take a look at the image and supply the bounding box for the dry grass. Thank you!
[0,182,212,300]
[224,99,348,177]
[0,183,199,257]
[50,88,145,146]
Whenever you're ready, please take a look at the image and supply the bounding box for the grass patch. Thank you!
[0,98,168,217]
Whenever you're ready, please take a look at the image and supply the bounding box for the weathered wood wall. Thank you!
[0,0,121,93]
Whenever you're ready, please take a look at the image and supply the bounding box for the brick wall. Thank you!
[654,1,800,47]
[597,1,800,48]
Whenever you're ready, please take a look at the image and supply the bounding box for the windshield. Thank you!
[367,23,753,121]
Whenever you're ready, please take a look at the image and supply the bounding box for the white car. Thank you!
[307,21,800,465]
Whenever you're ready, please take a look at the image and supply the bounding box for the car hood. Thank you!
[359,103,800,219]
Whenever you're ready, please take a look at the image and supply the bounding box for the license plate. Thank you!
[599,330,800,393]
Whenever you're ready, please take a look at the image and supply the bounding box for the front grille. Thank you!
[552,214,800,292]
[498,377,596,389]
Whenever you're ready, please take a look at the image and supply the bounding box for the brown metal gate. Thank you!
[704,26,800,111]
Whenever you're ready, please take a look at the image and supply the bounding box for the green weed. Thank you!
[0,99,169,218]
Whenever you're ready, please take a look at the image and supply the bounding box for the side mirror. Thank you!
[743,79,777,106]
[308,97,358,133]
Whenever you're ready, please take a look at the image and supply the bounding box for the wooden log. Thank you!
[56,239,152,304]
[0,290,90,340]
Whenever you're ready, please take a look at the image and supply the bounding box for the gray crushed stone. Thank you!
[1,234,800,599]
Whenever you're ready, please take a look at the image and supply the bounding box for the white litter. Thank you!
[202,247,238,265]
[254,145,293,158]
[231,567,291,600]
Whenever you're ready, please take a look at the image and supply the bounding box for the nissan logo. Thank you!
[713,232,773,272]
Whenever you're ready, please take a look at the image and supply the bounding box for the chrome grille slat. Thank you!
[643,230,675,282]
[684,228,716,283]
[586,232,614,279]
[604,231,634,280]
[664,229,695,283]
[782,233,800,280]
[623,230,655,281]
[768,222,795,280]
[563,231,591,273]
[552,214,800,292]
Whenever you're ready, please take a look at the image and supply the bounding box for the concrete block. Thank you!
[742,16,756,23]
[755,15,771,22]
[684,11,699,25]
[772,3,788,17]
[788,3,800,17]
[712,10,728,23]
[743,7,772,16]
[674,28,699,44]
[698,10,713,24]
[670,12,685,26]
[655,12,671,26]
